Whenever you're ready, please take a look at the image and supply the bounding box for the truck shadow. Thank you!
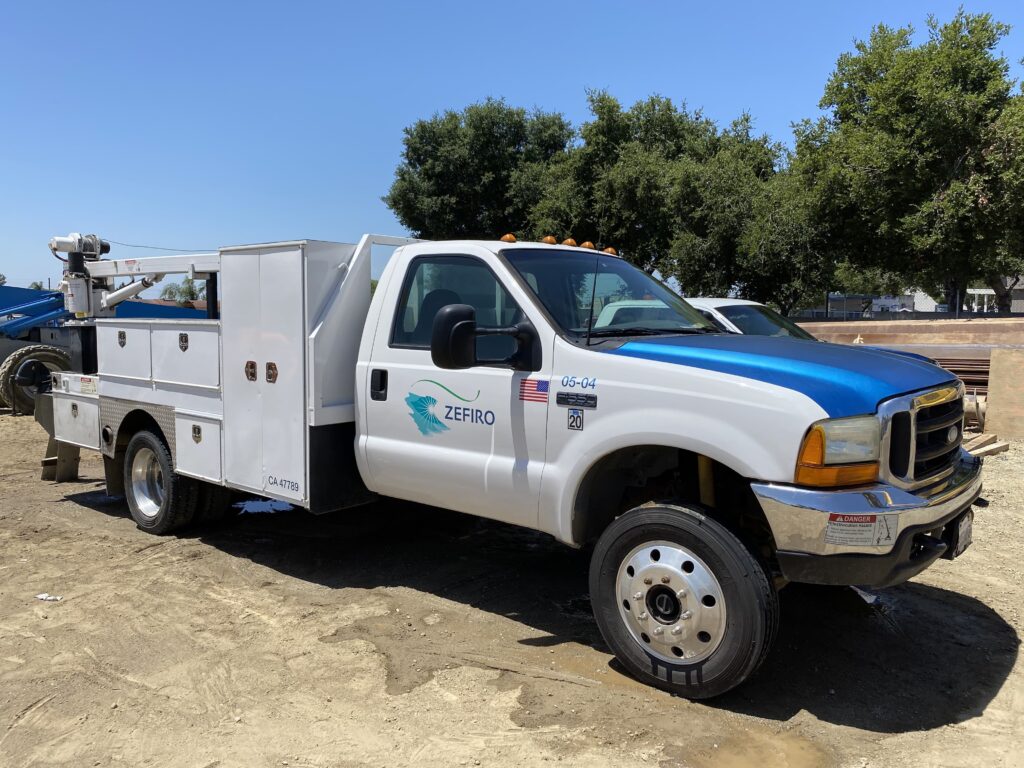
[67,491,1019,734]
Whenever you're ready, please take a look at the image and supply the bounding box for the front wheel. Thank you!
[589,503,778,699]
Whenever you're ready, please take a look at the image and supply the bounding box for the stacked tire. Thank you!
[0,345,70,414]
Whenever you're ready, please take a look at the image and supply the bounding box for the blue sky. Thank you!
[3,1,1023,288]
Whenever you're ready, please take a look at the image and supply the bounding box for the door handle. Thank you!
[245,361,257,381]
[266,362,278,384]
[370,369,388,401]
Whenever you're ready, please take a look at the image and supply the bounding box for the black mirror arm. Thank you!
[476,321,540,371]
[475,325,520,337]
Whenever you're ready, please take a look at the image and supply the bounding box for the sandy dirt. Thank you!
[0,411,1021,767]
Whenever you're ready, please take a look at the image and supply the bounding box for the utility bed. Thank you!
[51,237,406,511]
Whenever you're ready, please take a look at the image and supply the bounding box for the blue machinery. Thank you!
[0,284,204,340]
[0,287,68,339]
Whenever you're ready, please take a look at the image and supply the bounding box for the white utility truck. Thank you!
[39,232,982,698]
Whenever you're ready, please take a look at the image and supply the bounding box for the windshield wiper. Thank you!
[584,327,716,338]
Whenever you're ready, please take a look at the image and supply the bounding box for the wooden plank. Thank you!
[985,349,1024,440]
[963,433,998,452]
[972,441,1010,458]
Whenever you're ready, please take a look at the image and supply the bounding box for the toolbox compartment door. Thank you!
[52,392,100,450]
[221,245,307,502]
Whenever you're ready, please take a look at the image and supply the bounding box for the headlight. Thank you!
[795,415,880,488]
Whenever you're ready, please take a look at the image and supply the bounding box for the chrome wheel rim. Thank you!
[616,541,727,664]
[130,447,164,520]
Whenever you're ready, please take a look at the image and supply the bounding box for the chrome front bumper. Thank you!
[752,450,983,559]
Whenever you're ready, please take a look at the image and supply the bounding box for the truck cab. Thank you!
[43,234,983,700]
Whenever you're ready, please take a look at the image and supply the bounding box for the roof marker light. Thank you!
[603,246,618,256]
[500,233,517,243]
[541,235,557,244]
[580,241,596,250]
[561,238,577,247]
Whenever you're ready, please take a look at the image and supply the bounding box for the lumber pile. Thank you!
[963,433,1010,457]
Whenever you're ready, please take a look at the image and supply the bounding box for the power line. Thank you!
[106,239,212,253]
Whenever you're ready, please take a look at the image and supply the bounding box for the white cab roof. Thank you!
[685,297,764,309]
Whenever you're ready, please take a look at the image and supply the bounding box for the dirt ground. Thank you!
[0,412,1021,768]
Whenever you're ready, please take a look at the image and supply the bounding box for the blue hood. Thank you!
[607,335,957,418]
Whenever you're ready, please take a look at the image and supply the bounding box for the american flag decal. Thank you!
[519,378,549,403]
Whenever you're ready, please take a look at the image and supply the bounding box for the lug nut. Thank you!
[671,626,682,636]
[676,589,687,599]
[652,627,663,635]
[661,576,670,584]
[643,577,652,585]
[638,612,648,621]
[633,592,643,601]
[680,610,692,621]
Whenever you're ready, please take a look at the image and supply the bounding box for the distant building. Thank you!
[872,295,914,313]
[911,290,937,312]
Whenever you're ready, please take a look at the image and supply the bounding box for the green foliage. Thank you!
[806,10,1022,309]
[159,278,205,303]
[831,262,906,297]
[383,11,1024,314]
[386,93,830,310]
[28,281,43,290]
[0,273,6,287]
[383,98,573,239]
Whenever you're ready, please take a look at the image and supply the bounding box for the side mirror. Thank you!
[431,304,478,369]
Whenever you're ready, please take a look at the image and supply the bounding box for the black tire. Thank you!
[123,430,199,535]
[0,352,9,407]
[0,345,70,415]
[589,503,779,699]
[196,481,235,524]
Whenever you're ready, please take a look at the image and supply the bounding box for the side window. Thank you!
[391,256,524,361]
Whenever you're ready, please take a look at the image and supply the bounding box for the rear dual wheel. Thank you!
[589,503,778,699]
[124,430,233,534]
[125,431,199,534]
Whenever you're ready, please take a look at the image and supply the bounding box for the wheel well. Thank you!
[115,410,167,453]
[572,445,778,565]
[104,410,168,497]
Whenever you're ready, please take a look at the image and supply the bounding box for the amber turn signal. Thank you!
[795,425,878,488]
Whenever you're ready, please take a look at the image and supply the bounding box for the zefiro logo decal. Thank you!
[404,379,495,437]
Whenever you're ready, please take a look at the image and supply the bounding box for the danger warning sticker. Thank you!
[824,513,899,546]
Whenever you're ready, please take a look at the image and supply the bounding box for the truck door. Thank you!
[362,253,550,529]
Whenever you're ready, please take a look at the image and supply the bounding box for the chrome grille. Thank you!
[880,384,965,491]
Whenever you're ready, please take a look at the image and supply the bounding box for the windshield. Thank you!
[503,249,716,340]
[717,304,816,340]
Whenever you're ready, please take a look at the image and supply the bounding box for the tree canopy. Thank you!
[383,98,573,240]
[159,278,205,304]
[385,11,1024,313]
[802,10,1024,310]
